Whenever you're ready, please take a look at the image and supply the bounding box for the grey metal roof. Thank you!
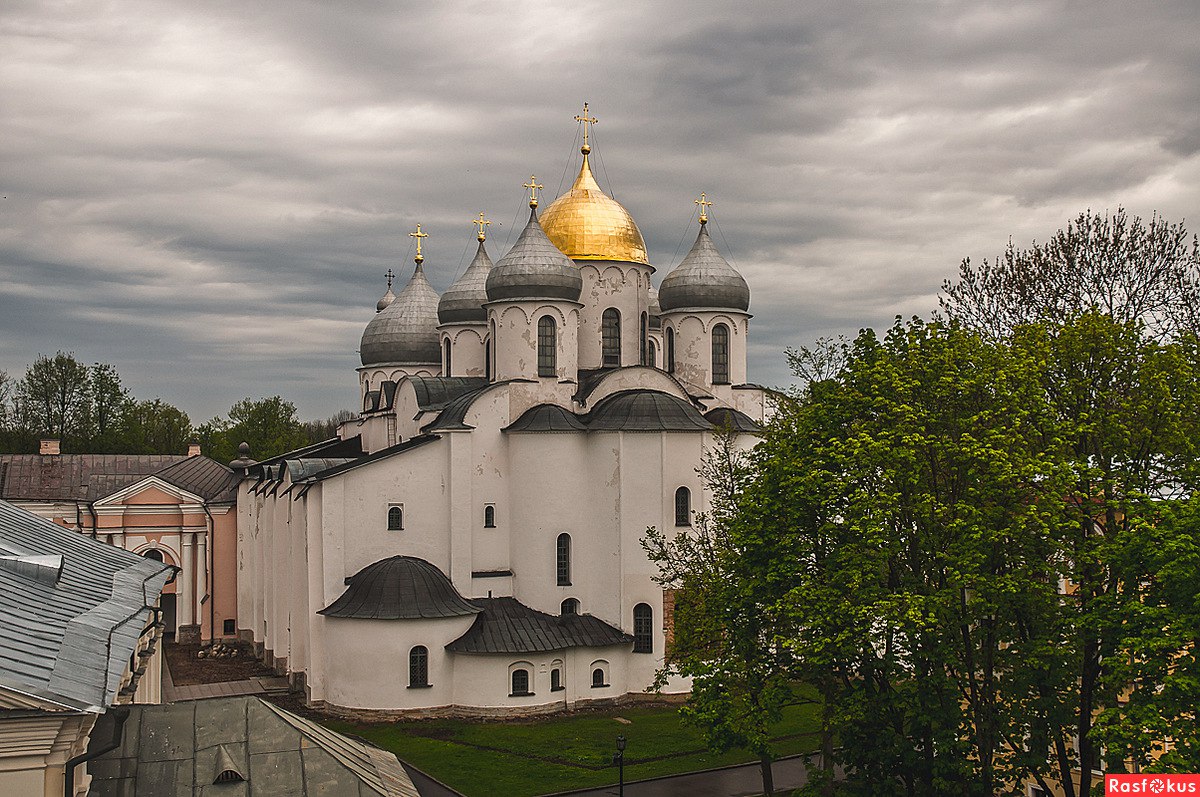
[648,286,663,330]
[318,556,480,620]
[87,696,419,797]
[0,499,173,712]
[421,380,528,432]
[585,390,714,432]
[703,406,762,433]
[153,456,239,502]
[445,597,632,655]
[408,376,488,413]
[485,208,583,303]
[438,240,493,324]
[503,404,589,433]
[284,458,357,482]
[360,264,441,366]
[658,223,750,312]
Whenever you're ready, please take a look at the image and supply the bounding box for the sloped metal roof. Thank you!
[318,556,480,620]
[0,453,182,502]
[703,406,762,433]
[0,499,173,712]
[153,456,239,501]
[408,376,488,412]
[87,696,419,797]
[585,390,714,432]
[503,404,589,433]
[446,597,632,654]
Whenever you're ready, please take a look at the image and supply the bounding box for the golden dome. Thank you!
[540,154,649,265]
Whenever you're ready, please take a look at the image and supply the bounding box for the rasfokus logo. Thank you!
[1106,775,1200,794]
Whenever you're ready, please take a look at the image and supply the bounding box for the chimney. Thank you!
[187,442,202,457]
[39,439,61,456]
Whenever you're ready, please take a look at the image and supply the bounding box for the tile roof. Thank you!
[0,499,173,711]
[318,556,480,620]
[87,696,420,797]
[446,597,632,655]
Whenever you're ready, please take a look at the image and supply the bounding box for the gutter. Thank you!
[63,707,129,797]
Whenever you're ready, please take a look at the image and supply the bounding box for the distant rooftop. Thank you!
[0,451,238,503]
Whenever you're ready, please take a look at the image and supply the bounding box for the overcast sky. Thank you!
[3,0,1199,422]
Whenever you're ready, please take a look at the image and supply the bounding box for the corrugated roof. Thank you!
[446,597,632,655]
[318,556,480,620]
[87,696,420,797]
[0,499,173,711]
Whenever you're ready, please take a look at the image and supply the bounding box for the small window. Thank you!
[640,311,648,365]
[602,308,621,367]
[633,603,653,653]
[712,323,730,384]
[648,338,657,369]
[443,337,452,375]
[592,667,607,688]
[143,549,164,562]
[484,504,496,528]
[222,619,235,635]
[511,668,531,696]
[666,327,675,373]
[387,505,404,531]
[674,487,691,527]
[551,668,563,692]
[561,598,580,615]
[409,646,429,688]
[538,315,557,378]
[556,533,571,586]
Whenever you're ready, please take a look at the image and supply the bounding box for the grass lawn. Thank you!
[322,696,823,797]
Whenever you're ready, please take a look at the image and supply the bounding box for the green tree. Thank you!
[201,396,309,464]
[88,362,131,451]
[15,351,92,447]
[118,399,192,454]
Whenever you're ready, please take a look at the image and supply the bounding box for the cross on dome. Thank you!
[574,102,598,154]
[472,212,491,242]
[695,193,713,225]
[409,224,429,265]
[384,268,395,289]
[523,176,543,208]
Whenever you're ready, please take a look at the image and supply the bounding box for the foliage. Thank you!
[198,396,310,463]
[119,399,192,455]
[15,351,94,445]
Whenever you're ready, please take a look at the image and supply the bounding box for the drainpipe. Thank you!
[63,707,129,797]
[203,503,216,642]
[87,501,99,540]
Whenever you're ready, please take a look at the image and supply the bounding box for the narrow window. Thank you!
[511,668,530,696]
[443,337,452,375]
[388,505,404,531]
[223,619,235,635]
[666,327,675,373]
[648,338,657,369]
[484,504,496,528]
[674,487,690,527]
[640,311,648,365]
[487,320,496,381]
[409,646,429,687]
[556,533,571,586]
[712,323,730,383]
[602,308,621,367]
[537,315,557,377]
[633,603,653,653]
[551,669,563,691]
[592,668,606,687]
[561,598,580,615]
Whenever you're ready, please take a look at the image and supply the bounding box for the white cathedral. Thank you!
[235,111,766,715]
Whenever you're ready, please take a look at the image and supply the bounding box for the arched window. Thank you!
[712,323,730,384]
[388,505,404,531]
[487,320,496,381]
[674,487,691,527]
[556,533,571,586]
[143,549,164,562]
[592,667,607,687]
[511,668,531,696]
[484,505,496,528]
[640,311,648,365]
[561,598,580,615]
[537,315,557,378]
[633,603,653,653]
[648,338,657,369]
[666,327,675,373]
[443,337,452,375]
[409,646,429,687]
[551,668,562,691]
[602,308,621,367]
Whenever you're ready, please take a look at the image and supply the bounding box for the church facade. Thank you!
[236,115,766,715]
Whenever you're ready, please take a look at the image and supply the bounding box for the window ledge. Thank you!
[551,686,565,692]
[510,691,534,697]
[407,684,432,689]
[591,683,610,689]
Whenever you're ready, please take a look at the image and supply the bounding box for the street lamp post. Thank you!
[613,735,626,796]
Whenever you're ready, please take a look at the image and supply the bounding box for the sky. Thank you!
[3,0,1199,422]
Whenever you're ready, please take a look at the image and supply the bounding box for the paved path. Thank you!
[162,657,290,702]
[544,754,841,797]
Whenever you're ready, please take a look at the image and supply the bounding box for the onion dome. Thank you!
[438,240,493,324]
[658,218,750,312]
[317,556,480,619]
[360,261,441,366]
[648,286,663,330]
[486,206,583,302]
[375,270,396,313]
[541,150,649,265]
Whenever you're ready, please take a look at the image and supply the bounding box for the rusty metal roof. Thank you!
[0,453,237,503]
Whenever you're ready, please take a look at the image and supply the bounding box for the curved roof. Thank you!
[317,556,479,620]
[485,209,582,303]
[540,154,649,265]
[586,390,714,432]
[360,265,441,366]
[421,380,525,432]
[704,406,761,433]
[503,403,588,433]
[408,376,488,413]
[438,241,493,324]
[445,597,632,654]
[658,223,750,312]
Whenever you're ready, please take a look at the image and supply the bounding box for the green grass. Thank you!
[322,699,823,797]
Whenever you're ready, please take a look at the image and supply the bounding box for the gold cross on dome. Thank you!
[574,102,598,154]
[695,192,713,224]
[409,224,429,264]
[384,268,395,289]
[472,212,491,241]
[523,175,543,208]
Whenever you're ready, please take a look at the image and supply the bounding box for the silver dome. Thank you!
[438,241,493,324]
[485,208,583,303]
[648,285,663,330]
[360,264,441,366]
[376,285,396,313]
[658,223,750,312]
